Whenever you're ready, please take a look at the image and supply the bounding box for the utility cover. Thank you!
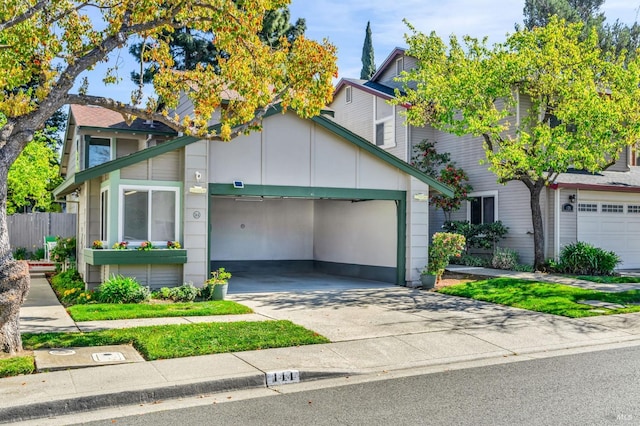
[92,352,126,362]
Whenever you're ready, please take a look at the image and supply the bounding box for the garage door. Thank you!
[577,192,640,269]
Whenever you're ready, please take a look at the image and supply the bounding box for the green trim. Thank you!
[84,248,187,265]
[396,198,407,285]
[83,135,90,172]
[52,176,78,197]
[78,125,177,136]
[209,183,404,200]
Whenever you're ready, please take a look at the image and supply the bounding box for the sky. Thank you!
[84,0,640,103]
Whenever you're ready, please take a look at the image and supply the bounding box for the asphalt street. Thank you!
[76,345,640,426]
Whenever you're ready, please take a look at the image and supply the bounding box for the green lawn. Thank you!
[438,277,640,318]
[67,300,252,321]
[22,320,329,360]
[576,275,640,284]
[0,356,35,378]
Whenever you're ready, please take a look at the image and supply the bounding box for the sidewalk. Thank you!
[4,271,640,423]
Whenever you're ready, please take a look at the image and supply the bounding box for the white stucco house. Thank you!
[54,104,453,289]
[329,47,640,268]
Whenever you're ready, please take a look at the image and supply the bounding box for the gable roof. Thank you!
[333,78,401,102]
[69,105,177,134]
[370,47,406,82]
[54,106,453,198]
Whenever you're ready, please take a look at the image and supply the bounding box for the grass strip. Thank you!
[68,300,252,321]
[0,356,35,378]
[575,275,640,284]
[22,320,329,360]
[438,277,640,318]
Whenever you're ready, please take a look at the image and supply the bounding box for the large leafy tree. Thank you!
[0,0,337,354]
[394,17,640,270]
[360,21,376,80]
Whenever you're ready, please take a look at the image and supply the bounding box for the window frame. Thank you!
[85,135,114,169]
[117,184,180,245]
[395,57,404,76]
[100,188,109,242]
[373,97,396,148]
[345,86,352,104]
[466,191,498,224]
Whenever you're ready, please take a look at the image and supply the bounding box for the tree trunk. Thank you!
[0,144,31,354]
[527,180,546,271]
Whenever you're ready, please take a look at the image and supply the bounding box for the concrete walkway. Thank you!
[5,270,640,423]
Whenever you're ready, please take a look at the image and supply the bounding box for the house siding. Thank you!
[120,150,183,181]
[330,85,374,142]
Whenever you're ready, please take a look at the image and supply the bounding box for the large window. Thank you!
[120,186,179,244]
[86,136,112,168]
[374,97,395,148]
[469,193,497,225]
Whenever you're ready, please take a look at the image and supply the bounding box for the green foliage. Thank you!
[7,136,62,214]
[513,263,535,273]
[49,236,76,264]
[32,247,45,260]
[68,300,252,321]
[491,247,519,270]
[443,221,509,253]
[360,21,376,80]
[0,356,35,378]
[450,254,491,267]
[50,269,92,306]
[557,242,621,276]
[96,275,150,304]
[438,277,640,318]
[427,232,466,278]
[22,321,330,361]
[166,283,200,302]
[576,275,640,284]
[12,247,29,260]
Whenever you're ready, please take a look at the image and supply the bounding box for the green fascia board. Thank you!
[310,114,454,197]
[84,248,187,266]
[53,175,80,198]
[210,183,404,200]
[54,104,453,198]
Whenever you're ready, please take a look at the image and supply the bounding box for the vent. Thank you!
[266,370,300,386]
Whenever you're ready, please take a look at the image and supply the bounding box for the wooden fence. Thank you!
[8,212,77,252]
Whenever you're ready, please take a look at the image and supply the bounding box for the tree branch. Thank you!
[0,0,49,32]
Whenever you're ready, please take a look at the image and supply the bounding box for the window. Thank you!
[86,136,111,168]
[628,205,640,214]
[468,194,496,225]
[100,189,109,241]
[395,57,404,76]
[578,203,598,212]
[345,86,352,104]
[373,97,395,148]
[602,204,624,213]
[119,186,179,244]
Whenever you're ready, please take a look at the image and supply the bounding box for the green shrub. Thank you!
[442,220,509,253]
[96,275,150,304]
[49,236,76,264]
[33,247,45,260]
[12,247,29,260]
[427,232,466,278]
[491,247,519,270]
[169,283,200,302]
[152,287,173,300]
[450,254,490,267]
[557,242,621,276]
[513,264,534,272]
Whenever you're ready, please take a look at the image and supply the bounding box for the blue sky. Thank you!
[83,1,640,102]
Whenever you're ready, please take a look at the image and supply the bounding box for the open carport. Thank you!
[209,186,405,289]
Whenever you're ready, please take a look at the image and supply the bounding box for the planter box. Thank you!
[84,249,188,266]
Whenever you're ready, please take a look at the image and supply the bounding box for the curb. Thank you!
[0,370,350,424]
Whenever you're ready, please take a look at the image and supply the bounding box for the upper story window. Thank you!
[345,86,352,104]
[86,136,112,168]
[395,57,404,76]
[119,185,180,244]
[374,97,395,148]
[468,192,497,224]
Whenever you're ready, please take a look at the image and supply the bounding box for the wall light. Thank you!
[568,194,576,204]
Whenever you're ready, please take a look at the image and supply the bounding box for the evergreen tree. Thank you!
[360,21,376,80]
[259,8,306,47]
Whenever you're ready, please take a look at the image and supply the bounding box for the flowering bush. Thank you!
[137,241,153,251]
[92,240,103,249]
[112,241,128,250]
[167,241,181,249]
[426,232,466,279]
[50,236,76,265]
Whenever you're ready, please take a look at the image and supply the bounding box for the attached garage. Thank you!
[577,191,640,269]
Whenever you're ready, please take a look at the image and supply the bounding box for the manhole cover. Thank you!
[49,349,76,356]
[92,352,126,362]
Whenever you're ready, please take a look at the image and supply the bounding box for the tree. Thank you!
[259,7,306,47]
[394,17,640,270]
[360,21,376,80]
[0,0,337,354]
[410,140,472,221]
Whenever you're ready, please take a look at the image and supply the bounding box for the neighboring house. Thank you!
[54,104,453,289]
[329,48,640,268]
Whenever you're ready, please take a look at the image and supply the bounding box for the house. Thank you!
[329,48,640,269]
[54,103,453,289]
